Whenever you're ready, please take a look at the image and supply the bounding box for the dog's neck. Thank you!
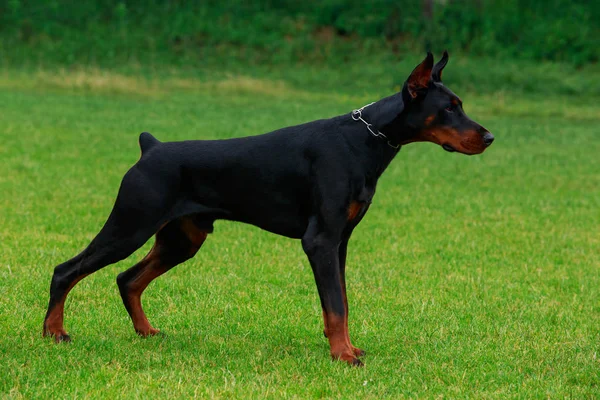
[336,92,427,180]
[358,93,419,143]
[336,112,401,181]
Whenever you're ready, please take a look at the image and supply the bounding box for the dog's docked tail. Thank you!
[139,132,161,154]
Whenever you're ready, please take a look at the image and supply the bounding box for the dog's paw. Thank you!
[352,346,366,357]
[135,327,163,337]
[43,326,72,343]
[331,350,364,367]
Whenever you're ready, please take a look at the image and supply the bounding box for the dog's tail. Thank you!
[139,132,161,154]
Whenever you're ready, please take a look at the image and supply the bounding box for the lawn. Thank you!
[0,63,599,398]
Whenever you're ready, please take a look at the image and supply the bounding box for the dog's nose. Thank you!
[483,132,494,146]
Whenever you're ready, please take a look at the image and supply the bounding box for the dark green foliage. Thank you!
[0,1,598,66]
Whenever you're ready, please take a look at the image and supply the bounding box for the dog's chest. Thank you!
[347,185,375,222]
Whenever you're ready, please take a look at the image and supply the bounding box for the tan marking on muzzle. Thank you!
[417,127,487,155]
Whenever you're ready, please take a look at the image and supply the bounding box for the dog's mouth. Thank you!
[442,143,456,152]
[441,142,484,155]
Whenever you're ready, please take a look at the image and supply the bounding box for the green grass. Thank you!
[0,63,599,398]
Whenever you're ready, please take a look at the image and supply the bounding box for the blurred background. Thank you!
[1,0,598,94]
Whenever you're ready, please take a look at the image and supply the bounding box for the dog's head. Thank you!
[382,52,494,155]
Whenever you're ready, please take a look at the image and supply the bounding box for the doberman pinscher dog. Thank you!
[43,52,493,366]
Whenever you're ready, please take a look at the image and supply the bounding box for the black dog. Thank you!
[44,52,493,366]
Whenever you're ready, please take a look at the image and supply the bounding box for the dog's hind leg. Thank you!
[43,220,155,342]
[117,216,209,337]
[43,168,176,342]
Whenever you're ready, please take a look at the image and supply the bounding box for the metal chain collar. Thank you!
[351,102,400,149]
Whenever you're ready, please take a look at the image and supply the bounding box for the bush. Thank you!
[0,0,597,67]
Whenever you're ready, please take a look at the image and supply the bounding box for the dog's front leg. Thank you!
[338,238,365,358]
[302,231,363,366]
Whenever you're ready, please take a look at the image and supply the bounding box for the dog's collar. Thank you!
[351,103,400,149]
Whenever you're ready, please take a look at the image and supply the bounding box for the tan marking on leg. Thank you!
[124,218,208,336]
[125,245,165,336]
[43,273,90,341]
[180,218,208,255]
[128,274,162,336]
[325,314,362,365]
[339,274,364,357]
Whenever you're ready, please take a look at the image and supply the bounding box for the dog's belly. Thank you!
[234,204,309,239]
[181,181,310,239]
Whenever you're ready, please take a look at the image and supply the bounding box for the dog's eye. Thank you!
[445,106,454,113]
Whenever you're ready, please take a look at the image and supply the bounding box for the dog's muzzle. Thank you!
[483,132,494,147]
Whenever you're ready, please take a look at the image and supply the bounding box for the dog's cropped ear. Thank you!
[432,50,449,82]
[405,52,434,99]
